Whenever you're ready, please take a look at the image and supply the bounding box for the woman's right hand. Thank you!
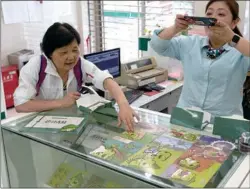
[174,14,192,33]
[59,92,81,108]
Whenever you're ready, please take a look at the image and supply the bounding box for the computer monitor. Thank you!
[83,48,121,78]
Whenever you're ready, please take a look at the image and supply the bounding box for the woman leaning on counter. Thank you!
[150,0,250,118]
[13,22,139,131]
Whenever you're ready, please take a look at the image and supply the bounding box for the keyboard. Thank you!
[124,89,144,104]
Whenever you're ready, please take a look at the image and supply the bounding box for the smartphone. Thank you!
[184,16,217,26]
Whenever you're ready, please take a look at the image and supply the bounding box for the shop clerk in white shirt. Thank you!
[14,22,138,131]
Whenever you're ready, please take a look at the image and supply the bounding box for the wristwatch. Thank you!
[156,28,165,35]
[241,132,250,145]
[239,132,250,153]
[229,34,240,47]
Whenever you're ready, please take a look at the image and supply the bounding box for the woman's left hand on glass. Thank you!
[117,102,140,132]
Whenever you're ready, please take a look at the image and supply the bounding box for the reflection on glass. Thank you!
[1,107,245,188]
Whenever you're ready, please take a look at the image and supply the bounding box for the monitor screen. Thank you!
[83,48,121,78]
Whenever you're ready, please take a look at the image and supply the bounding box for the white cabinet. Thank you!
[141,86,182,114]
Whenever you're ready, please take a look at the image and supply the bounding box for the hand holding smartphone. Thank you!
[184,16,217,26]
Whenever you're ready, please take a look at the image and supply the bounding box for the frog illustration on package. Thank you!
[169,129,201,142]
[90,145,115,161]
[121,130,146,140]
[90,139,144,163]
[122,143,183,175]
[65,171,88,188]
[120,129,156,144]
[47,163,88,188]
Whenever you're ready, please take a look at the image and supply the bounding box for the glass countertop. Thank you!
[1,106,246,188]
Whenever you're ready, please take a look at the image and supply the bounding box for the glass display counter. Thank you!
[1,106,246,188]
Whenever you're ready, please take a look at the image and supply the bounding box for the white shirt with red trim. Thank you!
[13,54,113,106]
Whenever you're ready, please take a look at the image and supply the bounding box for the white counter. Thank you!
[131,81,183,113]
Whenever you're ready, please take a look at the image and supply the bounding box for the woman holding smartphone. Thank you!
[150,0,250,118]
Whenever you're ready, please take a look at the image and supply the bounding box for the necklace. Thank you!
[63,82,67,91]
[206,46,226,59]
[60,73,68,91]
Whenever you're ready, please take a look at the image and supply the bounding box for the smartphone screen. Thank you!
[184,16,217,26]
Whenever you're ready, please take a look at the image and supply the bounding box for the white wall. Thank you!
[23,1,78,55]
[0,1,79,66]
[243,1,249,40]
[1,17,27,66]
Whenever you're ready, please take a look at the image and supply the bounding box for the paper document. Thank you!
[27,1,43,22]
[2,1,29,24]
[168,71,184,81]
[2,1,43,24]
[158,80,175,87]
[76,86,110,111]
[25,116,84,129]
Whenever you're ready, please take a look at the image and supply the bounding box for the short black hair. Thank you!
[41,22,81,58]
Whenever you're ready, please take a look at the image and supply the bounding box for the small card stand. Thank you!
[213,116,250,142]
[170,107,205,130]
